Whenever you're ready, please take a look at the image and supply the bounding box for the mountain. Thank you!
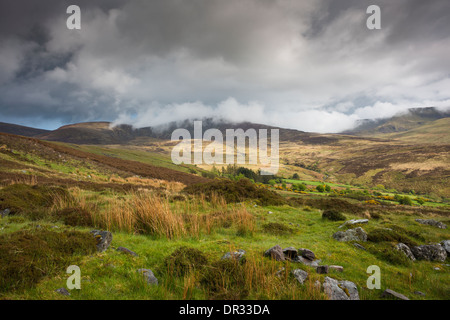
[344,107,450,137]
[31,118,379,146]
[0,122,50,137]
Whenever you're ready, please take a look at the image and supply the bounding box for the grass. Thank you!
[1,191,448,300]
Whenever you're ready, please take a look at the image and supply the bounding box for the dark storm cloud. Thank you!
[0,0,449,132]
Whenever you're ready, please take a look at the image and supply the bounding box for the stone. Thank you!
[316,265,329,274]
[441,240,450,254]
[414,291,426,296]
[90,230,113,252]
[323,277,359,300]
[264,245,285,261]
[1,208,11,218]
[415,219,447,229]
[411,244,447,262]
[338,219,369,229]
[298,248,315,261]
[381,289,409,300]
[294,256,321,267]
[137,269,158,285]
[353,243,366,250]
[116,246,138,257]
[329,265,344,272]
[395,243,416,261]
[282,247,298,260]
[55,288,70,296]
[332,227,367,242]
[292,269,308,284]
[222,249,246,261]
[314,280,321,290]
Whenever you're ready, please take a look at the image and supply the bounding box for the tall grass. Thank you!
[51,188,256,240]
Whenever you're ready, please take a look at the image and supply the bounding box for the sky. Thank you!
[0,0,449,133]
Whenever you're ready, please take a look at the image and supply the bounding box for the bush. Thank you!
[316,185,325,193]
[262,222,295,235]
[184,178,286,206]
[0,229,96,293]
[54,207,93,227]
[163,246,209,277]
[0,184,69,215]
[322,209,346,221]
[200,259,248,300]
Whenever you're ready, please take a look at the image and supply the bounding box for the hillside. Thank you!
[377,118,450,145]
[0,122,50,137]
[344,107,450,137]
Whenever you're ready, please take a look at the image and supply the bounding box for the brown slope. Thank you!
[0,132,209,186]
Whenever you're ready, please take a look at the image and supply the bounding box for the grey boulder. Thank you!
[90,230,113,252]
[411,244,447,262]
[323,277,359,300]
[395,243,416,261]
[333,227,367,242]
[292,269,308,285]
[415,219,447,229]
[264,245,285,261]
[137,269,158,285]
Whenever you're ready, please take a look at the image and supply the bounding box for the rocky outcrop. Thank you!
[333,227,367,242]
[395,243,416,261]
[338,219,369,229]
[381,289,409,300]
[137,269,158,285]
[264,245,285,261]
[90,230,113,252]
[415,219,447,229]
[222,249,246,261]
[292,269,308,285]
[116,246,138,257]
[411,244,447,262]
[323,277,359,300]
[441,240,450,254]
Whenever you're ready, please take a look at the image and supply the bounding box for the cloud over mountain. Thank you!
[0,0,449,132]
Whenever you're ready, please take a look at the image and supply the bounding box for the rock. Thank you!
[282,247,298,260]
[275,268,286,278]
[137,269,158,285]
[415,219,447,229]
[338,219,369,229]
[116,246,138,257]
[441,240,450,254]
[55,288,70,296]
[381,289,409,300]
[323,277,359,300]
[434,267,440,271]
[414,291,426,296]
[314,280,321,290]
[292,269,308,285]
[316,265,329,274]
[264,245,285,261]
[222,249,246,261]
[1,208,11,218]
[90,230,113,252]
[267,211,272,214]
[395,243,416,261]
[353,243,366,250]
[329,265,344,272]
[294,256,321,267]
[298,248,315,261]
[411,244,447,262]
[333,227,367,242]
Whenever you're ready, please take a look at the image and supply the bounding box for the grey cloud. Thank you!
[0,0,449,132]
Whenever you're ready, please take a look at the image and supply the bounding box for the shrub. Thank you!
[163,246,209,277]
[0,229,96,293]
[184,178,286,206]
[200,259,248,300]
[316,185,325,193]
[54,207,93,227]
[0,184,69,215]
[262,222,294,235]
[322,209,346,221]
